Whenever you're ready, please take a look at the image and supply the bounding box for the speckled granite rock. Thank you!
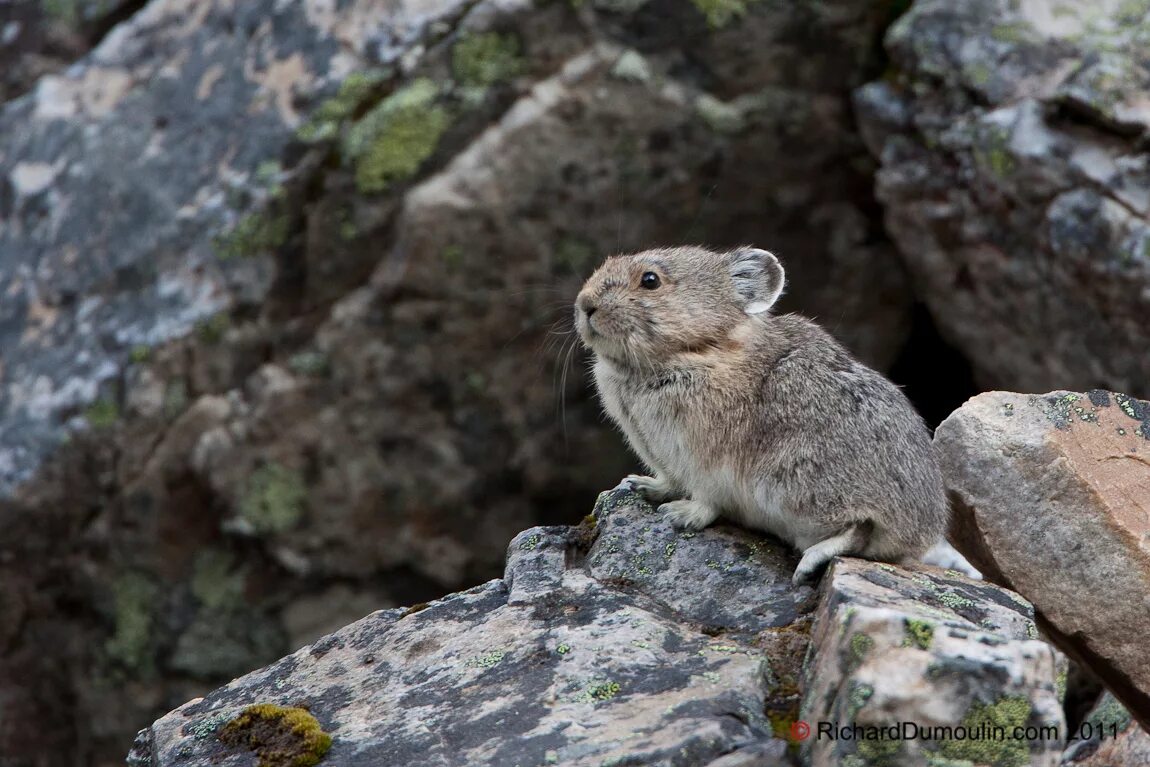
[0,0,912,762]
[128,485,811,766]
[129,486,1076,767]
[802,558,1067,767]
[855,0,1150,396]
[1062,691,1150,766]
[936,390,1150,731]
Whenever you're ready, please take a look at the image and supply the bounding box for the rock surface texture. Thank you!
[129,486,1073,767]
[0,0,910,762]
[936,390,1150,731]
[856,0,1150,396]
[803,558,1066,767]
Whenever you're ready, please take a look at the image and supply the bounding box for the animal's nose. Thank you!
[578,296,597,318]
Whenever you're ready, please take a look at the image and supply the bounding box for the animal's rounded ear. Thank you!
[726,247,785,314]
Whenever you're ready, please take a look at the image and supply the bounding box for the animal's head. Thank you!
[574,246,785,368]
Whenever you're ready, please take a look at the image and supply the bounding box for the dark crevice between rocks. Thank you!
[887,303,979,429]
[85,0,150,47]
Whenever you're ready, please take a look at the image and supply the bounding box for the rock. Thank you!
[802,558,1066,767]
[0,0,914,761]
[935,390,1150,731]
[130,486,1072,767]
[0,0,138,103]
[130,486,808,766]
[855,0,1150,397]
[1062,691,1150,766]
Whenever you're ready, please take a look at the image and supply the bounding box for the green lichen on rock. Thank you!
[344,78,450,193]
[85,398,119,428]
[855,735,903,766]
[219,704,332,767]
[903,618,935,650]
[1084,692,1132,732]
[692,0,761,28]
[583,680,622,702]
[196,312,229,344]
[191,549,246,610]
[452,32,524,88]
[297,70,389,143]
[849,632,875,666]
[847,681,875,720]
[213,209,290,259]
[240,462,308,534]
[105,571,158,671]
[466,650,507,669]
[129,344,151,364]
[937,695,1033,767]
[287,351,330,377]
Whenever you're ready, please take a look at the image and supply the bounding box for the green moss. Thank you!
[1055,669,1067,702]
[938,696,1033,767]
[129,344,151,364]
[452,33,524,88]
[297,70,389,143]
[556,643,572,655]
[691,0,761,27]
[344,79,450,193]
[219,704,332,767]
[903,619,935,650]
[213,211,290,259]
[85,398,119,428]
[519,534,542,551]
[240,462,308,534]
[105,572,158,671]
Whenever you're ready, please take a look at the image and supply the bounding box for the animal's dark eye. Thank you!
[640,272,661,290]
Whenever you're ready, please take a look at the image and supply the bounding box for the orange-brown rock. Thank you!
[935,390,1150,730]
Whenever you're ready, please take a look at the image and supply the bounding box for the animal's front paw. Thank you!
[658,500,719,531]
[625,474,681,504]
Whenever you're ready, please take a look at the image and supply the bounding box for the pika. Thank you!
[574,246,948,584]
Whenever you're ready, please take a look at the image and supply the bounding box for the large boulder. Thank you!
[0,0,913,761]
[855,0,1150,397]
[129,486,1069,767]
[935,390,1150,731]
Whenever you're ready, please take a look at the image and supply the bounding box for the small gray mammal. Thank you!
[574,245,948,584]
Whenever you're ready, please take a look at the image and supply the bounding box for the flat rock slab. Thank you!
[936,390,1150,730]
[802,558,1066,767]
[129,487,806,766]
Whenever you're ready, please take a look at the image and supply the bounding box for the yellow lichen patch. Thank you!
[219,704,333,767]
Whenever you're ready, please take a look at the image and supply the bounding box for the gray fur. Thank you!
[574,246,949,584]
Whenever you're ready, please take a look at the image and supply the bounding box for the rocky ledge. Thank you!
[130,484,1080,767]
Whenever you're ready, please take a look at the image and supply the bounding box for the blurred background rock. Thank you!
[0,0,1146,764]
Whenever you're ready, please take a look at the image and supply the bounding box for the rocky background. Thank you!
[0,0,1147,765]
